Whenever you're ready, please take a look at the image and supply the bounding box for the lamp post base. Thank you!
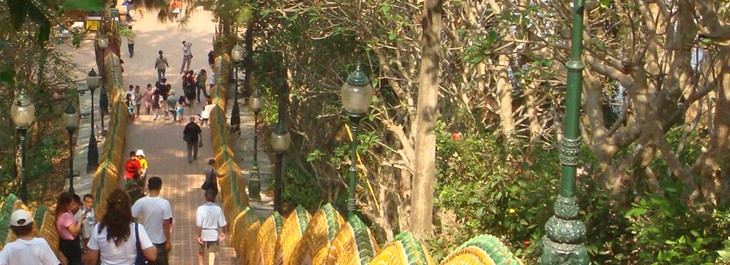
[249,166,261,201]
[87,135,99,173]
[231,103,241,135]
[538,195,588,265]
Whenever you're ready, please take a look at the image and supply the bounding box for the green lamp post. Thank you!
[539,0,588,264]
[270,122,291,213]
[340,63,374,218]
[11,92,36,202]
[84,68,101,172]
[62,102,80,194]
[248,88,264,201]
[230,43,243,135]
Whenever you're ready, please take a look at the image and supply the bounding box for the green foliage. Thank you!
[282,162,325,212]
[0,131,64,203]
[618,194,728,264]
[429,121,558,261]
[463,30,500,64]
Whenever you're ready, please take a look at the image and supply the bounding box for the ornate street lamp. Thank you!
[539,0,588,264]
[96,34,108,133]
[248,88,263,201]
[340,63,374,218]
[270,122,291,213]
[84,68,101,172]
[97,35,108,50]
[62,102,80,194]
[11,91,36,202]
[230,44,243,135]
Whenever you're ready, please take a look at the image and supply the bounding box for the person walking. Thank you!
[132,177,173,265]
[176,95,186,122]
[201,159,220,198]
[78,194,95,251]
[155,78,171,120]
[195,190,227,265]
[125,93,135,120]
[0,209,61,265]
[196,69,208,103]
[134,85,142,117]
[85,189,157,265]
[136,150,148,193]
[155,50,169,82]
[122,0,134,22]
[180,41,193,74]
[124,151,143,203]
[144,84,154,115]
[183,117,202,163]
[207,50,214,71]
[199,99,215,126]
[56,192,85,265]
[125,25,136,58]
[167,91,178,121]
[183,70,197,106]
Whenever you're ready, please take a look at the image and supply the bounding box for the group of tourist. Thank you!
[0,171,226,265]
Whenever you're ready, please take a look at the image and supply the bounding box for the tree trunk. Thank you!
[243,20,255,98]
[411,0,442,239]
[495,54,515,142]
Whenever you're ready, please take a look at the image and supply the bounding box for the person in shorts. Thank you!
[195,189,227,265]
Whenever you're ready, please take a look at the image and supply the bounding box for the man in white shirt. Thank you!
[132,177,173,265]
[0,209,61,265]
[195,189,227,265]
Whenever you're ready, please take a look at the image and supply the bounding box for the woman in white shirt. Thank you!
[85,189,157,265]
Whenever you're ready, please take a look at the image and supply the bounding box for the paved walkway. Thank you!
[63,6,274,264]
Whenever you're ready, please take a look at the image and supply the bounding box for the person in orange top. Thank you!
[170,0,182,18]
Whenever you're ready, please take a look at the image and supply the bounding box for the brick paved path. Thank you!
[118,8,236,265]
[123,112,237,265]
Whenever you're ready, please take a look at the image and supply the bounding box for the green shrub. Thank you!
[429,121,558,262]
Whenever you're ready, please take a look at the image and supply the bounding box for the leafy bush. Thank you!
[429,121,558,261]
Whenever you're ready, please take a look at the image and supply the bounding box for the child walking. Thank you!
[125,93,135,120]
[177,95,186,122]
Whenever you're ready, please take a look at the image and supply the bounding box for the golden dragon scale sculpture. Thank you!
[0,194,63,260]
[439,235,522,265]
[275,205,311,265]
[256,211,284,265]
[232,208,259,257]
[370,231,436,265]
[326,214,380,265]
[296,203,345,265]
[244,218,262,265]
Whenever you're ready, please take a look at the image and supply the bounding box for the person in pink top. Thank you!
[143,83,154,115]
[56,192,86,265]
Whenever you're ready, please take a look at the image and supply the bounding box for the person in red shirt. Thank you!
[124,151,143,202]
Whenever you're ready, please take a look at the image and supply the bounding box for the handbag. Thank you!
[198,141,203,147]
[201,170,212,190]
[134,223,149,265]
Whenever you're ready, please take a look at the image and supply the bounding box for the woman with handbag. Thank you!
[201,159,220,197]
[85,189,157,265]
